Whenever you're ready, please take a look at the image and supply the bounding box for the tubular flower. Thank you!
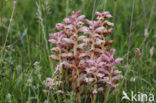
[46,11,123,100]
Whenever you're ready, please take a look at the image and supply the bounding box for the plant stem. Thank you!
[104,64,113,101]
[0,1,16,66]
[104,86,110,100]
[125,0,135,87]
[73,32,81,103]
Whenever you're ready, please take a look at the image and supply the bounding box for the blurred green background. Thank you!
[0,0,156,103]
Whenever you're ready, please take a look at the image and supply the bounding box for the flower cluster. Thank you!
[46,11,123,100]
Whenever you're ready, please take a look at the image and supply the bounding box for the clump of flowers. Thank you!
[46,11,123,102]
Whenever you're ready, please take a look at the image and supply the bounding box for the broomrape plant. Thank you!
[46,11,123,102]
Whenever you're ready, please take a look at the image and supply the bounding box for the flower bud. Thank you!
[150,47,154,57]
[135,48,141,57]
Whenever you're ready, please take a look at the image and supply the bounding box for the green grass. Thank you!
[0,0,156,102]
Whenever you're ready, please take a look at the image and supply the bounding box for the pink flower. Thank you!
[78,36,87,41]
[150,47,154,57]
[48,11,123,98]
[85,77,95,83]
[112,75,121,81]
[62,61,71,68]
[51,47,60,53]
[102,11,110,16]
[61,53,73,58]
[85,19,92,26]
[50,55,59,61]
[93,21,100,28]
[114,58,123,64]
[45,78,55,90]
[97,73,104,78]
[77,15,85,21]
[55,81,62,85]
[99,77,109,83]
[85,60,95,66]
[54,64,62,73]
[56,23,64,30]
[49,33,58,39]
[98,87,104,92]
[98,68,109,74]
[104,20,114,26]
[96,11,102,16]
[102,11,112,18]
[95,27,105,33]
[49,39,57,44]
[98,62,106,67]
[77,21,84,27]
[65,24,74,30]
[92,89,98,94]
[72,10,81,17]
[101,54,110,62]
[79,26,89,34]
[112,70,121,75]
[110,49,116,57]
[62,38,74,44]
[95,39,104,45]
[64,18,71,24]
[94,33,101,38]
[77,43,87,49]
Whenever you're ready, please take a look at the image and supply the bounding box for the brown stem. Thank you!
[58,46,64,91]
[92,85,97,103]
[58,46,62,76]
[77,93,81,103]
[65,69,69,88]
[90,34,98,103]
[105,64,113,101]
[91,39,95,59]
[73,33,81,103]
[74,41,78,57]
[104,87,111,100]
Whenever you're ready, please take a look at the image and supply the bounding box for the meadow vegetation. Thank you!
[0,0,156,103]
